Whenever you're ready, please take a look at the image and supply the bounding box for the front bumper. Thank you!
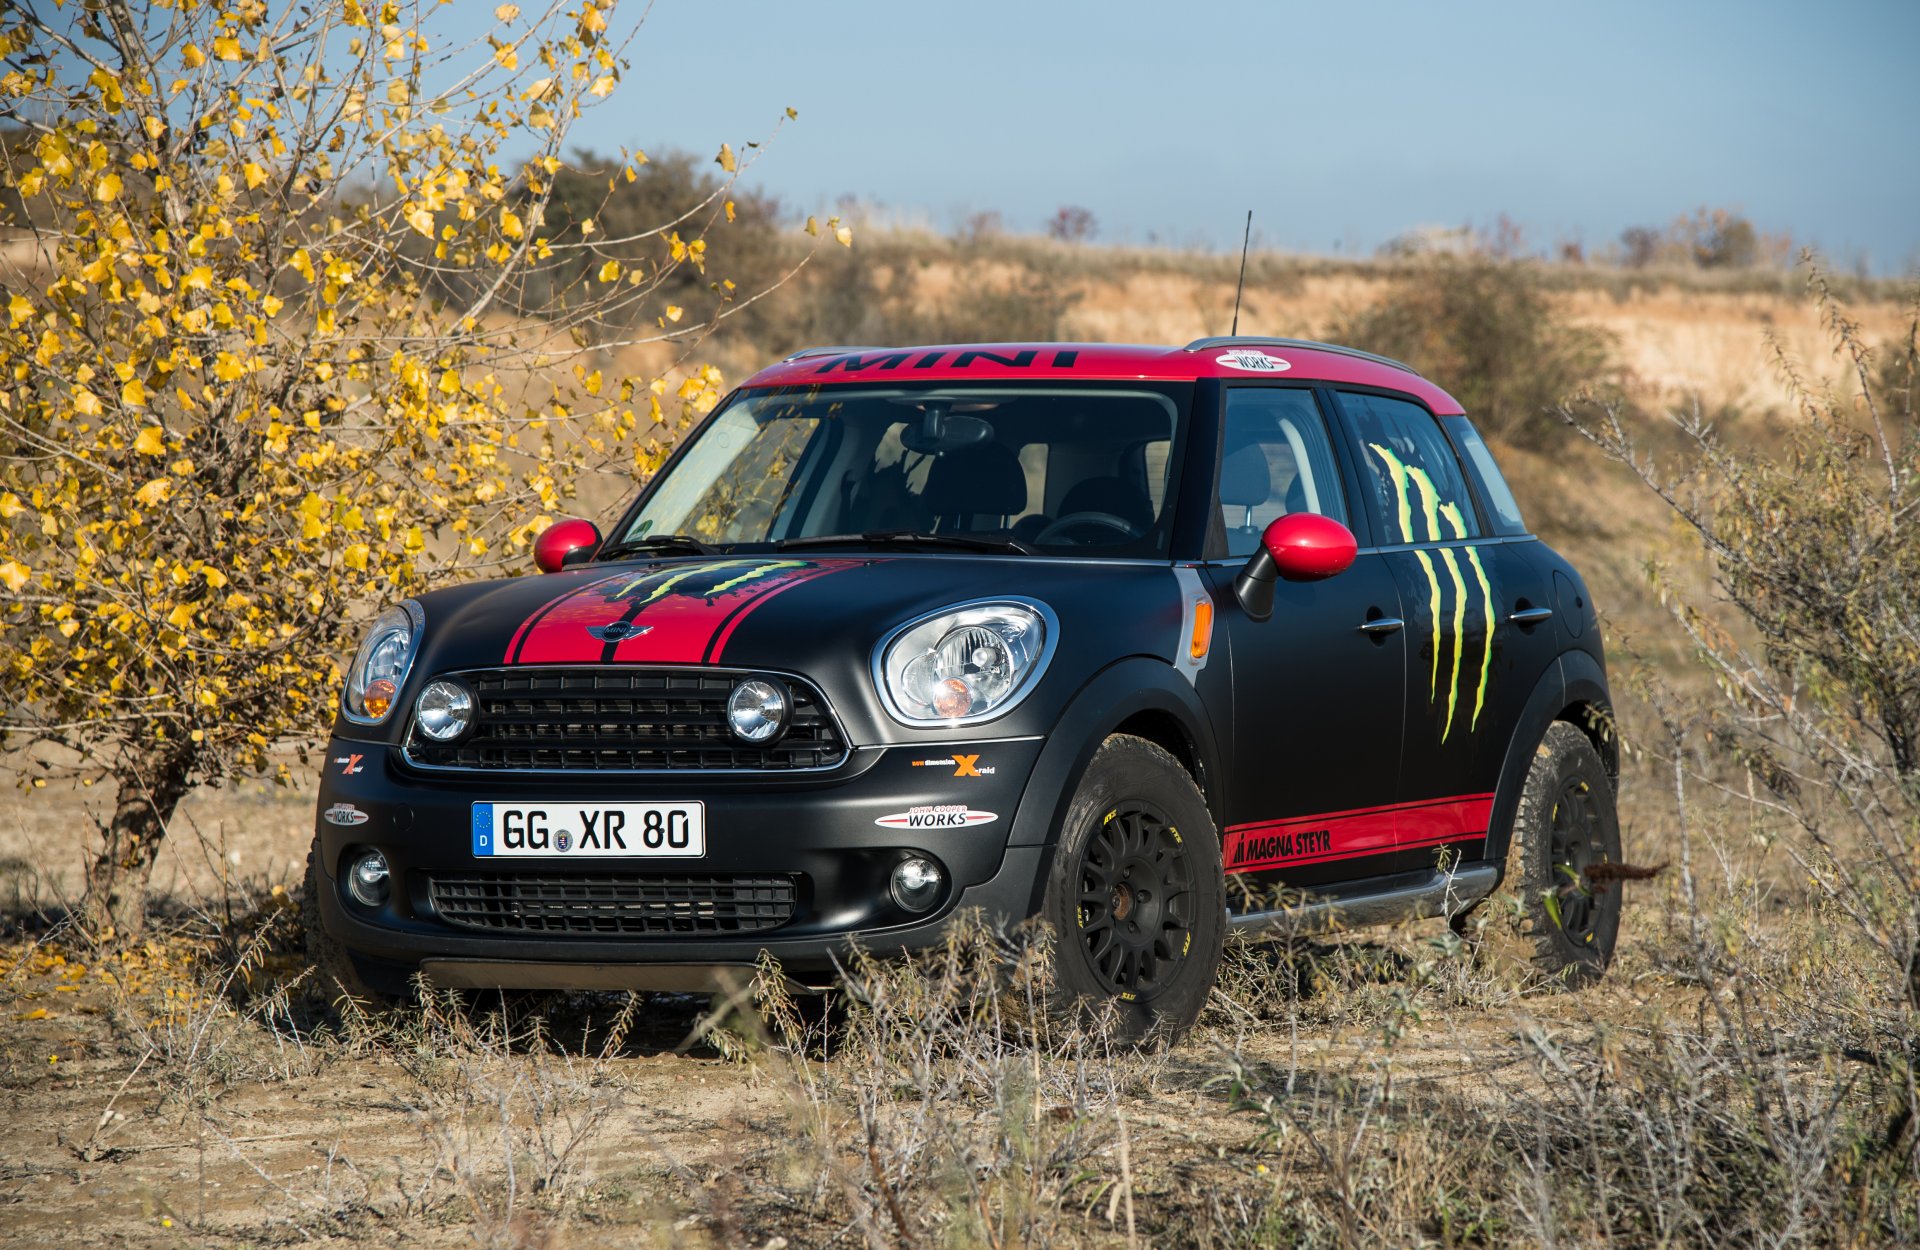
[312,737,1048,993]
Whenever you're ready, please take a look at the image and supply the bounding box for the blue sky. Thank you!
[549,0,1918,272]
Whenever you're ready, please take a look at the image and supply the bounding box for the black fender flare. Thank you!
[1004,657,1221,912]
[1480,648,1615,874]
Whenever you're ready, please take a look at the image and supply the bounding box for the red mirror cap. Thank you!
[533,518,603,574]
[1262,513,1358,581]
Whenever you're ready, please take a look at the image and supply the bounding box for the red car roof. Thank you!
[739,339,1466,415]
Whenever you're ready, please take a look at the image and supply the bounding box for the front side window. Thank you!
[619,383,1191,557]
[1338,391,1482,545]
[1216,388,1347,558]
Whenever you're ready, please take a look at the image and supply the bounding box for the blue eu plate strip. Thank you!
[471,805,494,856]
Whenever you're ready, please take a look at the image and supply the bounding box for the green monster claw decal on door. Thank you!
[1369,444,1497,742]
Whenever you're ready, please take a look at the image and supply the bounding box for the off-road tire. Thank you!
[1503,721,1623,987]
[300,842,401,1014]
[1041,735,1224,1042]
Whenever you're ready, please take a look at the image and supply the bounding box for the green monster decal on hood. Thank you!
[1369,444,1495,742]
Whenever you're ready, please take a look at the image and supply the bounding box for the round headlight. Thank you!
[877,600,1053,725]
[726,678,790,744]
[344,601,424,723]
[415,678,475,742]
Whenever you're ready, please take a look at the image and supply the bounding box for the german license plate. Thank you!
[471,803,705,858]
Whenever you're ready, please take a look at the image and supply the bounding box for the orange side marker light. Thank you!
[1189,598,1214,660]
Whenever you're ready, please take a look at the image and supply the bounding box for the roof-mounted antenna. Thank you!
[1230,210,1253,336]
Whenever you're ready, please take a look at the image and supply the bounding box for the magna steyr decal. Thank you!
[1228,827,1331,867]
[875,805,998,829]
[1370,444,1495,743]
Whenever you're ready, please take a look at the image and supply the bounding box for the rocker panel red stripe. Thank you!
[1222,792,1494,874]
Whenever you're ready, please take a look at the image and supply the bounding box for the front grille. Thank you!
[405,667,847,772]
[428,872,799,936]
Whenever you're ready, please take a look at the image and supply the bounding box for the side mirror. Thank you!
[533,518,603,573]
[1233,514,1359,622]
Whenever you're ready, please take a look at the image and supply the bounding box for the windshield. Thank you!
[615,382,1191,557]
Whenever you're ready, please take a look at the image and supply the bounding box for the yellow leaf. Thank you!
[8,294,32,326]
[242,162,267,189]
[715,143,736,174]
[495,3,520,19]
[167,603,195,630]
[343,543,370,571]
[725,200,736,223]
[183,44,207,69]
[213,36,241,62]
[122,379,148,408]
[494,42,518,69]
[290,249,314,281]
[805,216,819,237]
[500,210,523,240]
[589,75,616,98]
[262,293,283,317]
[95,172,122,202]
[835,224,853,248]
[597,259,621,283]
[73,388,102,417]
[581,4,608,33]
[135,478,171,506]
[135,426,165,454]
[183,266,213,291]
[665,305,683,322]
[406,206,434,237]
[0,561,27,593]
[386,79,409,105]
[0,493,22,519]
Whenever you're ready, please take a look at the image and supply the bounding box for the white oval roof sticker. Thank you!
[1215,349,1292,373]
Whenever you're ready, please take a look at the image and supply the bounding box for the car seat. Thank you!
[921,442,1027,530]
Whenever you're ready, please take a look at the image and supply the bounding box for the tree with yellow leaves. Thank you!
[0,0,845,938]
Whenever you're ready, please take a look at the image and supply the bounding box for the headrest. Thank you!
[1220,441,1271,508]
[922,442,1028,516]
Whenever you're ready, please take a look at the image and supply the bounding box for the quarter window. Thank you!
[1339,392,1482,544]
[1217,388,1347,559]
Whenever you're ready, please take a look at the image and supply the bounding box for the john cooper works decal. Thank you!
[875,805,998,829]
[1214,349,1291,373]
[323,803,369,827]
[1370,443,1495,744]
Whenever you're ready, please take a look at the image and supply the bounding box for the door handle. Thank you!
[1356,616,1405,636]
[1509,606,1554,626]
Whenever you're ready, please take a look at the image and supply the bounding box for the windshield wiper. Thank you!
[595,534,724,560]
[775,530,1035,555]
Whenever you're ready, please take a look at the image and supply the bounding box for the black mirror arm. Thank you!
[1233,549,1278,623]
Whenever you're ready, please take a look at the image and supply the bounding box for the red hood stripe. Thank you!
[506,559,859,665]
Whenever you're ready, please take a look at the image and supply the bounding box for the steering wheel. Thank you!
[1034,510,1141,545]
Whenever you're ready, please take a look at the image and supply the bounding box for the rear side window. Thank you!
[1217,388,1348,558]
[1337,391,1481,544]
[1443,416,1528,536]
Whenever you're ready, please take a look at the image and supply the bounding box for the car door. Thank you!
[1203,385,1408,893]
[1331,389,1528,870]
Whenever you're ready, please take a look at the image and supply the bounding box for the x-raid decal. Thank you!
[1369,444,1494,743]
[504,558,859,665]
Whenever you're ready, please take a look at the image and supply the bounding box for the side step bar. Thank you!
[1226,864,1500,937]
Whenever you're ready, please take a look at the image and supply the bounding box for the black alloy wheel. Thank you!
[1074,799,1198,1000]
[1042,734,1224,1041]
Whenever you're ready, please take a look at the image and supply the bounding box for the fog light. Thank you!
[726,678,790,744]
[890,857,943,913]
[347,851,390,907]
[415,678,474,741]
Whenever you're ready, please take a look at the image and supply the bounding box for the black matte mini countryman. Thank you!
[305,337,1622,1037]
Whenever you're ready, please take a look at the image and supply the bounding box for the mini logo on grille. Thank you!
[587,621,651,642]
